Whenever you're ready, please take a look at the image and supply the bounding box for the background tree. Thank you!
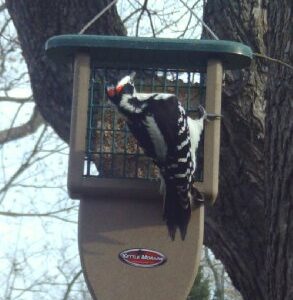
[2,0,292,299]
[203,247,243,300]
[0,1,89,298]
[202,1,292,300]
[188,265,210,300]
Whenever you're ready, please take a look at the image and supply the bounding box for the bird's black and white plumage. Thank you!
[106,73,205,240]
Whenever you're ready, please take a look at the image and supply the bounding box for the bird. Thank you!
[105,72,207,240]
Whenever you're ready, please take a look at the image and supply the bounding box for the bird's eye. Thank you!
[123,83,134,95]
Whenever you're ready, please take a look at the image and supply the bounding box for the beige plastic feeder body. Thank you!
[196,60,223,204]
[45,35,252,300]
[70,53,204,300]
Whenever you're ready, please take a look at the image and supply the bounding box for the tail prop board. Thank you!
[79,197,204,300]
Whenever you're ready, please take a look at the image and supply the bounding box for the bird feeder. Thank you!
[45,35,252,300]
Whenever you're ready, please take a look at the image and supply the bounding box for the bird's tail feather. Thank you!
[163,184,204,240]
[163,185,191,240]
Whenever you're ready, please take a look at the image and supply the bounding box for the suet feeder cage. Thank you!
[46,35,252,300]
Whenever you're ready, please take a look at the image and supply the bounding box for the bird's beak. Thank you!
[129,71,136,82]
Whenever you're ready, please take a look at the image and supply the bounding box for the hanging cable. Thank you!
[78,0,292,70]
[179,0,293,70]
[179,0,219,40]
[79,0,118,34]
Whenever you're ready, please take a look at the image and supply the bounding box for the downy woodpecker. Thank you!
[106,73,206,240]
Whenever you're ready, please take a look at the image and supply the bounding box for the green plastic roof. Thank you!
[45,34,252,71]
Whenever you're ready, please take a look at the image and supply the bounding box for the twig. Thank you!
[62,270,83,300]
[253,52,293,71]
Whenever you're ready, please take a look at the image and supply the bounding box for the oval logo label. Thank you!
[119,248,167,268]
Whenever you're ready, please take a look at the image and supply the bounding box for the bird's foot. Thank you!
[196,105,222,122]
[191,187,205,209]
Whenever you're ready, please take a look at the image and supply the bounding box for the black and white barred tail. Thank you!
[160,103,204,240]
[162,180,203,240]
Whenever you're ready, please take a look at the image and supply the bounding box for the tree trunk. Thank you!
[5,0,292,299]
[265,1,293,299]
[5,0,126,142]
[202,1,268,299]
[202,1,292,300]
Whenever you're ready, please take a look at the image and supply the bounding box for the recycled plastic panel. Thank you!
[79,197,204,300]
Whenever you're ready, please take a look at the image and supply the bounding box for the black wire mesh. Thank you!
[84,64,205,182]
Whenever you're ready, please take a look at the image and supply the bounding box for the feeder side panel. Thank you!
[68,53,90,199]
[203,60,223,203]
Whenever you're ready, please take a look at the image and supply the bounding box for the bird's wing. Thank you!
[126,94,181,164]
[146,95,181,158]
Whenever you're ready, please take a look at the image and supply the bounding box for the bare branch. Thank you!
[179,0,219,39]
[0,95,33,103]
[62,270,83,300]
[0,15,11,36]
[0,125,47,200]
[204,247,225,300]
[0,206,78,224]
[135,0,148,36]
[145,7,156,37]
[122,7,141,24]
[0,106,44,145]
[0,2,6,12]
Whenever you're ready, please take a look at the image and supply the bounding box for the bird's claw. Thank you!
[197,105,222,122]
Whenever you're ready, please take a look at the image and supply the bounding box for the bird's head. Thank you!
[105,72,136,103]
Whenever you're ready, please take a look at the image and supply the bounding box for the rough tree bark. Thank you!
[5,0,292,299]
[5,0,126,141]
[202,1,268,299]
[265,1,293,299]
[202,1,292,300]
